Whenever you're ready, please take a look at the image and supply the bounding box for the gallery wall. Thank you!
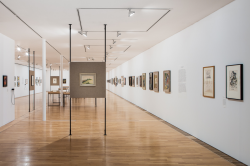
[14,64,43,98]
[0,33,15,127]
[106,0,250,165]
[46,69,69,91]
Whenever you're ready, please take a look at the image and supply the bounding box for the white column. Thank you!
[42,39,46,121]
[60,55,63,106]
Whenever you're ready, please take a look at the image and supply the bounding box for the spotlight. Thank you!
[117,31,121,37]
[110,45,113,49]
[79,31,87,37]
[17,47,21,51]
[17,55,21,60]
[113,39,116,44]
[25,52,29,56]
[128,9,135,17]
[86,45,90,49]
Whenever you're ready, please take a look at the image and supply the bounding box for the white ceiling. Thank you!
[0,0,233,71]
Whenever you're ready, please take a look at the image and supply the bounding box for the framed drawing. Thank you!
[136,76,138,86]
[17,76,20,81]
[149,72,153,90]
[79,73,96,86]
[132,76,135,87]
[163,70,171,93]
[129,76,132,86]
[17,82,20,87]
[14,76,16,82]
[226,64,243,100]
[14,82,16,87]
[153,71,159,92]
[25,79,28,85]
[203,67,214,98]
[3,75,7,87]
[63,79,66,84]
[124,77,126,85]
[142,73,146,90]
[140,75,142,87]
[121,76,124,87]
[31,75,34,86]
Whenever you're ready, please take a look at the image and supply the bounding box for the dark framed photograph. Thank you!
[203,66,215,98]
[129,76,132,86]
[149,72,153,90]
[3,75,7,87]
[226,64,243,100]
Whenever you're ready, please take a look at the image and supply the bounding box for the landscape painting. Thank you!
[163,70,171,93]
[80,73,96,86]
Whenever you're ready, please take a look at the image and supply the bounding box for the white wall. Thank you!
[14,64,43,98]
[0,33,15,127]
[46,69,69,91]
[107,0,250,165]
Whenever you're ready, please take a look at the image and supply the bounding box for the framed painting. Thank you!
[17,76,20,81]
[14,82,16,87]
[63,79,66,84]
[142,73,146,90]
[124,77,126,85]
[149,72,153,90]
[17,81,20,87]
[140,75,142,87]
[203,66,214,98]
[79,73,96,86]
[163,70,171,93]
[25,79,28,85]
[153,71,159,92]
[3,75,7,87]
[129,76,132,86]
[136,76,138,86]
[226,64,243,100]
[31,75,34,86]
[132,76,135,87]
[121,76,124,87]
[14,76,16,82]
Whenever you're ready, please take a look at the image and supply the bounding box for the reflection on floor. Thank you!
[0,91,240,165]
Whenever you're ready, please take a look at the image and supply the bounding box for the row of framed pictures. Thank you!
[14,76,21,87]
[107,64,243,100]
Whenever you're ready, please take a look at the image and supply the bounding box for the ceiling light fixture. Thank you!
[86,45,90,49]
[113,39,116,44]
[17,47,21,51]
[25,52,29,56]
[110,45,113,49]
[78,31,87,37]
[117,31,121,37]
[128,9,135,17]
[17,55,21,60]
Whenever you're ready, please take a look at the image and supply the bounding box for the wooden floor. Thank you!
[0,91,235,166]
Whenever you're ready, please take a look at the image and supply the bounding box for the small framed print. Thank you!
[226,64,243,100]
[129,76,132,86]
[136,76,138,86]
[121,76,124,87]
[124,77,126,85]
[31,75,34,86]
[3,75,7,87]
[149,72,153,90]
[203,66,215,98]
[153,72,159,92]
[79,73,96,86]
[14,76,16,82]
[163,70,171,93]
[17,82,20,87]
[132,76,135,87]
[142,73,146,90]
[17,76,20,81]
[140,75,142,87]
[14,82,16,87]
[63,79,66,84]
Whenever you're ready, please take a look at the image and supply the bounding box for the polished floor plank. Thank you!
[0,91,233,166]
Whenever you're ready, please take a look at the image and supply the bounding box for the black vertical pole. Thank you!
[69,24,72,136]
[28,48,30,112]
[33,51,35,110]
[50,66,51,91]
[104,24,107,136]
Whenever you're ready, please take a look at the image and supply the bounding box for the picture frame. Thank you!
[163,70,171,93]
[142,73,146,90]
[149,72,153,90]
[132,76,135,87]
[124,77,126,85]
[31,75,34,86]
[121,76,124,87]
[136,76,138,86]
[17,76,20,81]
[3,75,7,87]
[14,76,16,82]
[226,64,243,100]
[153,71,159,92]
[140,75,142,87]
[129,76,132,86]
[79,73,96,86]
[17,81,20,87]
[14,82,16,87]
[63,79,66,84]
[203,66,214,98]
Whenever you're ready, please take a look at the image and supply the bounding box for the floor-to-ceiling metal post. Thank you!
[104,24,107,136]
[28,48,30,112]
[33,51,35,110]
[50,66,51,91]
[42,39,46,121]
[69,24,72,136]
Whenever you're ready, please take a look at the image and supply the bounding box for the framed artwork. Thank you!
[119,79,121,84]
[14,82,16,87]
[142,73,146,90]
[124,77,126,85]
[14,76,16,82]
[53,78,57,84]
[140,75,142,87]
[149,72,153,90]
[153,72,159,92]
[129,76,132,86]
[79,73,96,86]
[25,79,28,85]
[136,76,138,86]
[3,75,7,87]
[17,82,20,87]
[31,75,34,86]
[226,64,243,100]
[36,77,38,86]
[203,67,214,98]
[132,76,135,87]
[63,79,66,84]
[17,76,20,81]
[121,76,124,87]
[163,70,171,93]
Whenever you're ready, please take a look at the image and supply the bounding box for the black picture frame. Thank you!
[129,76,132,86]
[149,72,153,90]
[226,64,243,100]
[3,75,7,87]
